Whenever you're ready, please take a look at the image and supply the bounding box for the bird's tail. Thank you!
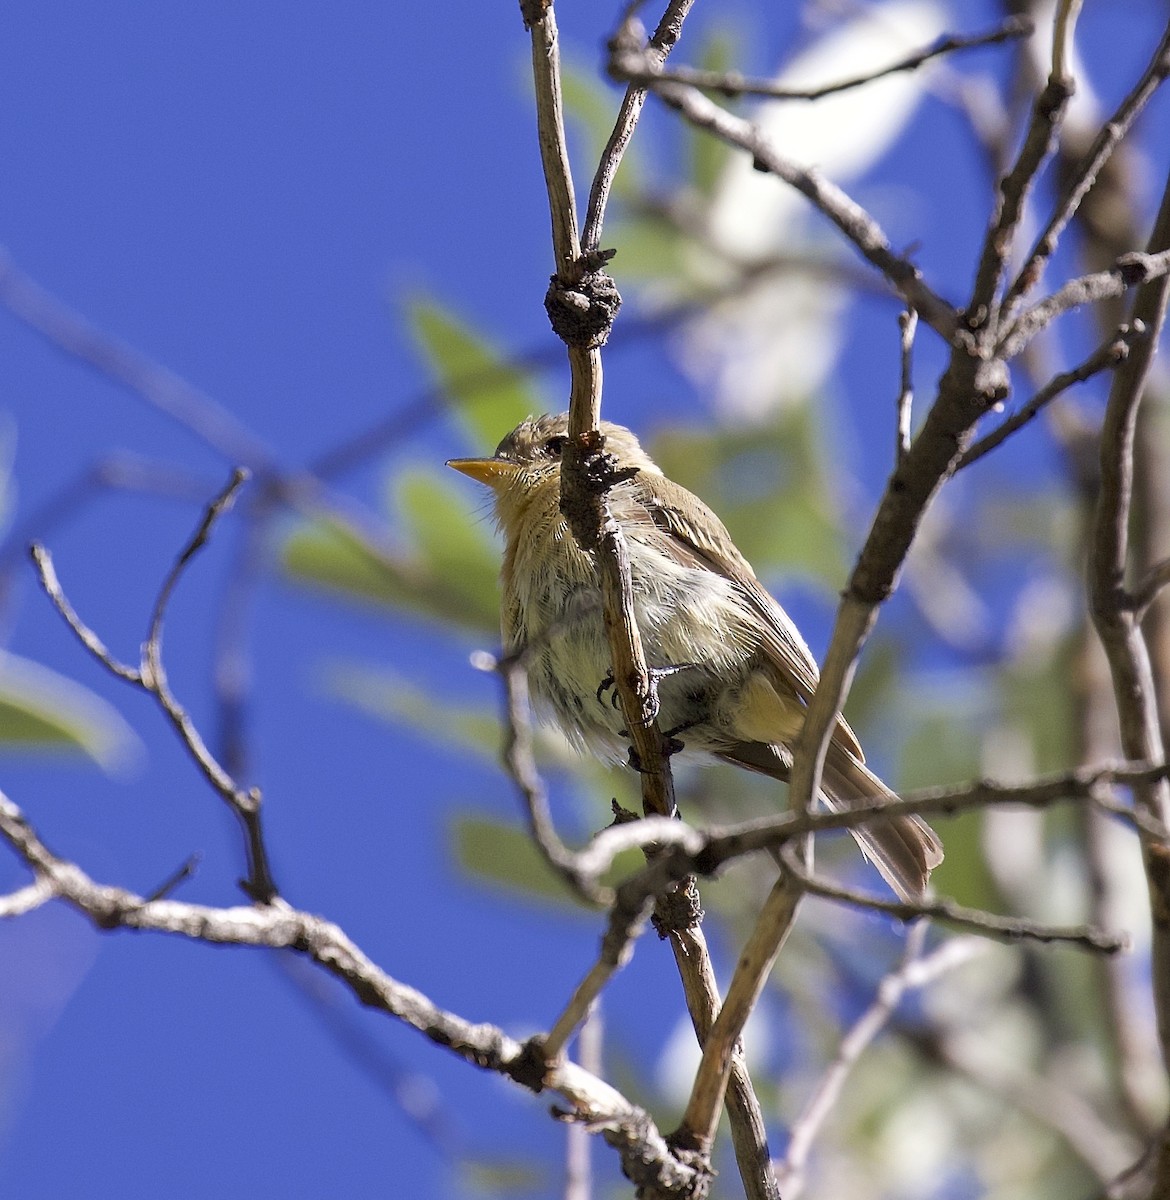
[821,746,943,902]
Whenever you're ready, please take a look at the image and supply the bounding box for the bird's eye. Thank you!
[544,435,567,457]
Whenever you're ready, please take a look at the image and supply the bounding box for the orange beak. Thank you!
[445,456,521,488]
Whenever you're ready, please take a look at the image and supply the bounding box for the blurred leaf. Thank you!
[326,664,500,761]
[561,60,641,200]
[407,297,540,449]
[1001,654,1077,775]
[394,468,500,620]
[451,813,582,909]
[896,689,995,905]
[606,211,691,281]
[451,812,644,909]
[687,29,738,196]
[650,411,845,583]
[844,637,901,739]
[0,653,140,773]
[458,1156,547,1197]
[282,476,500,634]
[975,491,1076,556]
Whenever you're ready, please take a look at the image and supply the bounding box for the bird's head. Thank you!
[447,413,658,529]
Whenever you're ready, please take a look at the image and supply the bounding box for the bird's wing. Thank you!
[634,472,866,763]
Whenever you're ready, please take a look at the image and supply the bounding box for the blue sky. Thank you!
[2,4,1168,1199]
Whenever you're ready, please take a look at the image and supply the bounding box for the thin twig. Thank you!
[1130,558,1170,619]
[967,68,1072,340]
[31,470,279,903]
[1088,167,1170,1129]
[677,870,804,1155]
[1004,19,1170,313]
[789,858,1126,953]
[0,454,215,577]
[0,789,703,1199]
[959,323,1147,469]
[565,1001,602,1200]
[29,543,143,683]
[610,15,1033,103]
[1001,250,1170,359]
[491,650,610,906]
[0,877,54,918]
[582,0,697,255]
[542,871,659,1062]
[568,761,1170,894]
[896,307,917,464]
[640,79,960,341]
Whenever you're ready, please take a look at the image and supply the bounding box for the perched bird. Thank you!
[448,413,942,900]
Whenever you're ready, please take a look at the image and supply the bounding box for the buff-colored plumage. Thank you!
[449,413,942,900]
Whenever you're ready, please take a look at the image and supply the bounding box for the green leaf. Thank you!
[0,653,140,773]
[394,468,500,624]
[283,461,501,632]
[326,664,501,761]
[459,1157,547,1197]
[451,811,646,909]
[451,813,585,909]
[561,60,641,200]
[687,30,739,196]
[650,412,845,583]
[407,297,541,449]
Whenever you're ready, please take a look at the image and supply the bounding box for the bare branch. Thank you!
[32,470,278,903]
[638,79,960,341]
[1050,0,1085,81]
[581,0,697,255]
[896,307,917,465]
[610,15,1032,103]
[677,870,803,1156]
[29,543,143,683]
[1088,168,1170,1109]
[1130,557,1170,619]
[790,859,1127,953]
[477,648,610,907]
[570,761,1170,892]
[0,877,54,918]
[0,789,704,1199]
[959,323,1147,469]
[1005,20,1170,312]
[1001,250,1170,358]
[967,72,1072,338]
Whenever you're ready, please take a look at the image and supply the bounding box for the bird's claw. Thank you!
[595,662,695,710]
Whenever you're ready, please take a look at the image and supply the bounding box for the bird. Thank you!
[447,412,942,900]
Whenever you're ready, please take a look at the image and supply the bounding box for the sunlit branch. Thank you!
[610,15,1032,103]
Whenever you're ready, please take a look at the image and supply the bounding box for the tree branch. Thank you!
[1004,19,1170,312]
[1088,166,1170,1121]
[610,15,1032,103]
[0,789,706,1199]
[1000,250,1170,358]
[637,78,960,341]
[582,0,697,255]
[31,469,278,903]
[959,322,1147,470]
[776,928,984,1196]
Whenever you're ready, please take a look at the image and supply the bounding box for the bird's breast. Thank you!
[500,496,766,755]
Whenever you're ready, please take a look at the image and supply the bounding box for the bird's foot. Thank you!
[595,663,695,710]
